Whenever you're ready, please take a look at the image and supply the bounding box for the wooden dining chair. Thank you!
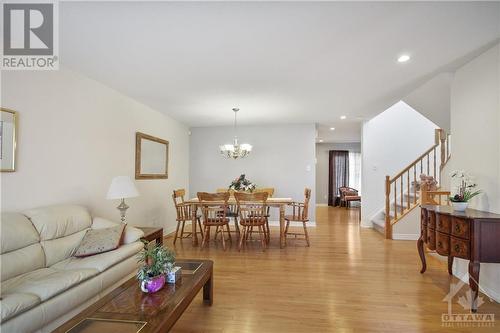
[216,188,240,238]
[234,192,269,251]
[251,188,275,243]
[172,189,203,244]
[284,188,312,246]
[198,192,232,250]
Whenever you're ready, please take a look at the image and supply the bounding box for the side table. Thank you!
[136,226,164,245]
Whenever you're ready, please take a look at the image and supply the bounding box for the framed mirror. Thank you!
[135,132,169,179]
[1,108,18,172]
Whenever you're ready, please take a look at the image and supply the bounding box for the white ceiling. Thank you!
[59,1,500,142]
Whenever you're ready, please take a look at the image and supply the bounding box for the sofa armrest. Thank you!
[92,217,144,245]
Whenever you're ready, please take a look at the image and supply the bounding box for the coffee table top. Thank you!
[53,259,213,333]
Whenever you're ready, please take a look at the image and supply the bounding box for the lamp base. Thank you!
[117,198,129,224]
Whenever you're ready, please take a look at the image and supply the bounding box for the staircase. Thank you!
[371,129,451,239]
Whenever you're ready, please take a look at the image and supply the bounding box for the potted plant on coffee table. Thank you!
[137,241,175,293]
[449,170,481,211]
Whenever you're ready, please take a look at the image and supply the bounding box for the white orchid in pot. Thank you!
[449,170,481,211]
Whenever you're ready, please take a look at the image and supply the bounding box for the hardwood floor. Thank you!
[166,207,500,332]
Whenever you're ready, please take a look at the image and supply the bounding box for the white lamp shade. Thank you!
[107,176,139,199]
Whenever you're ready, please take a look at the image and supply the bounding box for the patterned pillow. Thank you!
[74,224,125,257]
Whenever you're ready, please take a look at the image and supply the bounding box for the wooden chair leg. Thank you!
[201,226,209,249]
[197,218,204,238]
[258,225,266,251]
[180,220,186,238]
[303,222,310,247]
[214,226,219,241]
[226,224,232,243]
[266,219,271,244]
[238,226,246,251]
[234,217,240,238]
[262,222,268,244]
[173,220,181,245]
[221,225,226,251]
[285,220,290,234]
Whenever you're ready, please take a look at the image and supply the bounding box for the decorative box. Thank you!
[167,266,181,284]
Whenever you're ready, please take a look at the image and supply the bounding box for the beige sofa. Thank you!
[0,205,145,333]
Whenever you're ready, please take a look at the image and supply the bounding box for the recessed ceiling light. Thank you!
[340,115,347,120]
[398,54,410,63]
[330,127,335,131]
[319,139,323,143]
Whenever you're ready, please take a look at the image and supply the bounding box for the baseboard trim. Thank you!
[267,220,316,227]
[392,233,419,240]
[455,270,500,304]
[316,204,328,207]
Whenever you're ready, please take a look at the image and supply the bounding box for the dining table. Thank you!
[185,197,293,248]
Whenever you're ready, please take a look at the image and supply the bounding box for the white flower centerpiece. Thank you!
[229,174,256,192]
[449,170,481,211]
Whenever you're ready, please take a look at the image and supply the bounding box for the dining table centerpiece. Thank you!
[229,174,256,192]
[137,240,176,293]
[449,170,481,211]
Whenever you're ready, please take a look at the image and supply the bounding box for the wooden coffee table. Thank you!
[53,260,213,333]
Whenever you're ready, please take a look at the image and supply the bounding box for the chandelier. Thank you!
[219,108,252,159]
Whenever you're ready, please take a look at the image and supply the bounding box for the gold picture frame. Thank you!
[1,108,18,172]
[135,132,169,180]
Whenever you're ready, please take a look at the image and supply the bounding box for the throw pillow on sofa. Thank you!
[74,224,125,257]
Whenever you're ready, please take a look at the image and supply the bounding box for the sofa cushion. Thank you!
[41,229,87,267]
[92,217,144,244]
[0,292,41,322]
[52,241,143,273]
[23,204,92,241]
[74,224,125,257]
[1,212,40,254]
[1,243,45,282]
[1,267,98,302]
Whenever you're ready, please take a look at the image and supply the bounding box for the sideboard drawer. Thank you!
[427,228,436,250]
[436,214,451,233]
[436,231,450,256]
[451,218,470,239]
[421,209,427,226]
[428,212,436,229]
[421,222,427,241]
[450,236,470,259]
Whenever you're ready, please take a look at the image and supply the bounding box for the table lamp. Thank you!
[107,176,139,224]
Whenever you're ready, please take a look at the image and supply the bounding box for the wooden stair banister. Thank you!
[384,129,451,239]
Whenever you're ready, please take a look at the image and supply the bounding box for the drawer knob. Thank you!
[438,241,442,248]
[454,244,460,252]
[455,224,461,233]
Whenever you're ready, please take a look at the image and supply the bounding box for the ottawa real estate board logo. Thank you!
[2,1,59,70]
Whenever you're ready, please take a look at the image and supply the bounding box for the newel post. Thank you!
[385,176,392,239]
[439,129,446,168]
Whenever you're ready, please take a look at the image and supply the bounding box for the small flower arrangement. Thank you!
[229,174,256,192]
[137,240,175,293]
[449,170,481,203]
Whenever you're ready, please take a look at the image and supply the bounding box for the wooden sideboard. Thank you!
[418,205,500,312]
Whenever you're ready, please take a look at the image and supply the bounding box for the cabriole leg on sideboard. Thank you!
[417,236,427,274]
[468,260,480,313]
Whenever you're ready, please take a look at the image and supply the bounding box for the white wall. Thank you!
[189,124,316,221]
[315,142,361,205]
[404,72,453,132]
[0,68,190,235]
[448,43,500,301]
[361,101,438,227]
